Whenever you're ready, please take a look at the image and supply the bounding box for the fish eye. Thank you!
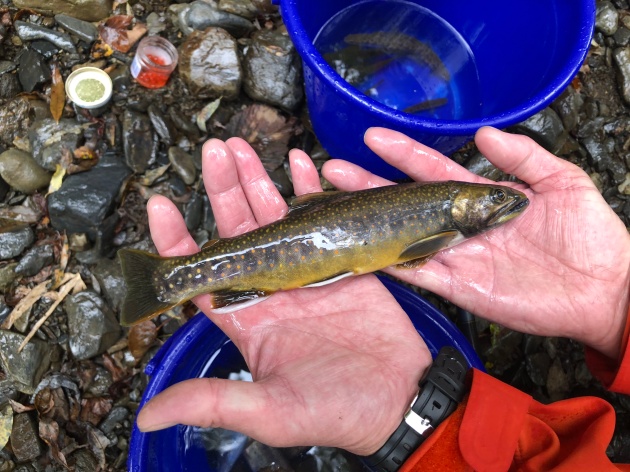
[492,189,507,203]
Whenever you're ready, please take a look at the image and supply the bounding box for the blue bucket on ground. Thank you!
[128,276,484,471]
[274,0,595,180]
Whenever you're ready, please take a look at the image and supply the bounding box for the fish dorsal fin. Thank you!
[202,239,220,249]
[395,230,459,269]
[287,191,345,215]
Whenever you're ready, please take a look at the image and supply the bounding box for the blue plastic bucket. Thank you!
[274,0,595,179]
[128,276,483,471]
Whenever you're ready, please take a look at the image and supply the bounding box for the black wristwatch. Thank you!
[363,346,470,472]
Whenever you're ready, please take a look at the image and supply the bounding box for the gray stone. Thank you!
[464,152,506,181]
[0,225,34,260]
[85,366,112,396]
[30,40,59,59]
[508,107,567,153]
[178,1,253,38]
[551,86,584,132]
[123,110,158,173]
[184,192,203,231]
[219,0,260,19]
[614,26,630,47]
[65,291,121,360]
[0,61,16,74]
[92,258,126,314]
[15,245,54,276]
[243,29,303,111]
[168,147,197,185]
[613,46,630,105]
[148,105,177,145]
[14,21,77,53]
[0,176,8,201]
[178,27,242,100]
[0,98,30,147]
[596,0,619,36]
[146,12,167,36]
[69,449,99,471]
[0,72,21,99]
[18,49,50,93]
[48,154,131,237]
[546,357,570,401]
[99,406,129,434]
[0,330,52,393]
[0,263,18,290]
[583,135,627,184]
[54,14,99,43]
[28,118,83,171]
[12,0,112,22]
[11,413,43,463]
[525,352,551,386]
[202,195,216,233]
[0,149,51,194]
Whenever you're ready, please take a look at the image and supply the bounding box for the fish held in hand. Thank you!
[118,181,528,326]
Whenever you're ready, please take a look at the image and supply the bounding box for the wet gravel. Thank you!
[0,0,629,470]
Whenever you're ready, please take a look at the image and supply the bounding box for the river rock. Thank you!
[613,46,630,105]
[148,105,177,145]
[28,118,84,171]
[99,406,129,434]
[0,263,18,290]
[92,258,126,314]
[15,244,54,277]
[596,0,619,36]
[18,49,50,92]
[15,21,77,53]
[178,27,242,100]
[12,0,112,22]
[0,71,21,99]
[185,191,203,231]
[219,0,260,19]
[0,61,16,75]
[583,135,627,184]
[0,98,30,146]
[243,29,303,111]
[614,27,630,47]
[11,413,44,463]
[123,110,158,173]
[65,291,121,360]
[168,147,197,185]
[54,14,99,43]
[177,1,253,38]
[48,154,131,237]
[0,225,34,260]
[464,152,506,181]
[0,149,51,194]
[0,330,52,393]
[508,107,567,153]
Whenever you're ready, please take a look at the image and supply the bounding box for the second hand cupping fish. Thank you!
[119,181,528,326]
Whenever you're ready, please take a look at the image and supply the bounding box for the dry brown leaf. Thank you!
[50,62,65,123]
[38,418,68,468]
[79,398,112,426]
[128,321,158,361]
[0,404,12,450]
[137,164,170,186]
[8,399,35,414]
[73,146,97,160]
[91,39,114,59]
[99,15,145,53]
[2,280,49,330]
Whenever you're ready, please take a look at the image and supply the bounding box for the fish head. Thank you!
[451,183,529,237]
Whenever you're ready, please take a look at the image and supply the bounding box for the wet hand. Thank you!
[136,137,431,454]
[323,127,630,359]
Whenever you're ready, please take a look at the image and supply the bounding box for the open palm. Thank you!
[136,136,431,455]
[323,127,630,359]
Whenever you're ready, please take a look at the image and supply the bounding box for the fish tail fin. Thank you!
[118,249,177,326]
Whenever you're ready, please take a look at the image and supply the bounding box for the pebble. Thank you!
[168,147,197,185]
[243,29,303,111]
[178,0,254,38]
[15,244,54,277]
[0,263,18,290]
[54,14,99,43]
[0,225,34,260]
[508,107,567,153]
[525,351,551,386]
[0,176,8,201]
[148,105,177,145]
[123,110,158,173]
[69,449,99,470]
[14,21,77,53]
[28,118,84,171]
[551,86,583,132]
[99,406,129,434]
[546,358,570,401]
[92,258,126,314]
[17,49,50,92]
[0,72,21,99]
[10,413,43,463]
[0,98,30,147]
[0,61,17,75]
[64,291,121,360]
[583,135,627,184]
[464,152,506,181]
[613,46,630,105]
[596,0,619,36]
[85,366,112,396]
[0,149,52,194]
[12,0,112,22]
[185,191,203,231]
[219,0,260,20]
[614,26,630,47]
[30,40,59,59]
[146,12,167,36]
[269,167,293,198]
[48,153,131,237]
[0,330,52,393]
[178,27,242,100]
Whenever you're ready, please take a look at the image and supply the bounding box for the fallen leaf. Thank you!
[47,164,66,196]
[39,418,68,468]
[128,320,158,361]
[0,404,12,450]
[73,146,97,160]
[98,15,146,53]
[8,399,35,414]
[50,62,65,123]
[87,424,110,470]
[137,164,170,186]
[1,280,49,330]
[196,97,222,132]
[79,398,112,426]
[91,39,114,59]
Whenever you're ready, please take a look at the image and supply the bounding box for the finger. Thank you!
[147,195,199,257]
[136,378,294,445]
[226,137,288,226]
[364,127,488,183]
[475,127,587,191]
[289,149,323,195]
[202,139,259,237]
[322,158,394,191]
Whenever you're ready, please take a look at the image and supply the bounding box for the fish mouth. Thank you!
[488,196,529,226]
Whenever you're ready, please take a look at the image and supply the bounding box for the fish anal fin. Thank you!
[210,289,271,311]
[396,230,460,268]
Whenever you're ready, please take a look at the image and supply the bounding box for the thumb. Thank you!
[136,378,288,445]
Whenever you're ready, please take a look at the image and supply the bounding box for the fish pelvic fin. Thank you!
[395,230,460,269]
[118,249,177,326]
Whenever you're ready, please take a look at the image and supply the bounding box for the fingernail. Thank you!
[137,420,178,433]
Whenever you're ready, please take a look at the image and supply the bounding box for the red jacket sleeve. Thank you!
[402,306,630,471]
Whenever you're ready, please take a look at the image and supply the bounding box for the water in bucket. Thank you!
[314,0,482,120]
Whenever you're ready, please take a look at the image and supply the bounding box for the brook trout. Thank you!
[119,182,528,326]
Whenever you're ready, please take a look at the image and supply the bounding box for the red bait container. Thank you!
[130,36,178,89]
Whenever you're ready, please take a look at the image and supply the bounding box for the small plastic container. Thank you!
[130,36,179,89]
[65,67,113,109]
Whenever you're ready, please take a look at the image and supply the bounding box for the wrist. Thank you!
[586,285,630,360]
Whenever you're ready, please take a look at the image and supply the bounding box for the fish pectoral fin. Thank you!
[396,230,459,269]
[287,191,348,216]
[202,239,220,249]
[210,289,272,311]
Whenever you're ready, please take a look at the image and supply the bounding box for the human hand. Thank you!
[323,127,630,360]
[136,137,431,455]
